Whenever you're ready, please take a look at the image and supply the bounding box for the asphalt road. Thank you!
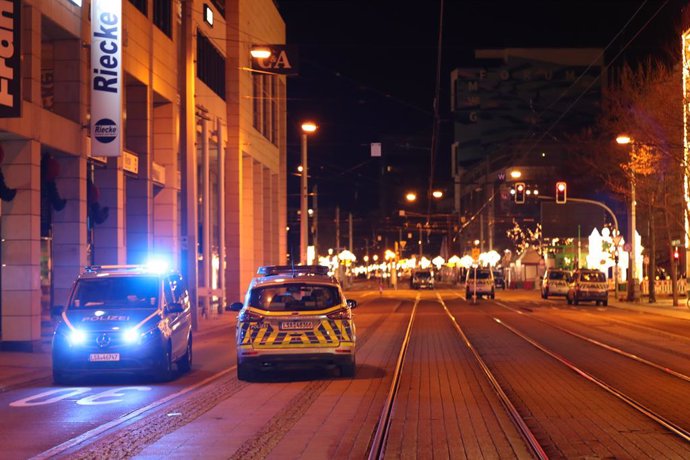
[3,287,690,458]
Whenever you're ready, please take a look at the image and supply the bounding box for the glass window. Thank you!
[70,276,160,309]
[248,284,342,311]
[548,271,566,280]
[153,0,172,37]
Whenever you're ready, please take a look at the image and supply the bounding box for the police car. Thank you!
[230,265,357,380]
[51,264,193,384]
[465,267,495,299]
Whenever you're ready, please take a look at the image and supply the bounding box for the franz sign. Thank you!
[0,0,21,118]
[91,0,122,157]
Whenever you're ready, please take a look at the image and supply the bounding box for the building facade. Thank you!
[0,0,287,350]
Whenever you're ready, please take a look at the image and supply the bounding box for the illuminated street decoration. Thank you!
[91,0,122,157]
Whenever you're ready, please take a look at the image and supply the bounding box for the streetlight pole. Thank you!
[616,134,639,301]
[300,121,317,264]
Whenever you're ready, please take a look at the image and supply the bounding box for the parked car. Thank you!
[493,270,506,289]
[410,269,435,289]
[541,269,571,299]
[465,267,495,299]
[230,265,357,380]
[51,264,193,385]
[567,269,608,306]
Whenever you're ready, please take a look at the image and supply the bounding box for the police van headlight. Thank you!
[122,328,142,344]
[68,329,87,346]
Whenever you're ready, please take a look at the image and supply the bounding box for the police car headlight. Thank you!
[122,328,141,344]
[69,329,87,345]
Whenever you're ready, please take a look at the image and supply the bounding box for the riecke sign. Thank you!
[0,0,20,118]
[91,0,122,157]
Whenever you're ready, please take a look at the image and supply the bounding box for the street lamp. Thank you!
[405,192,417,202]
[616,133,639,300]
[300,121,318,264]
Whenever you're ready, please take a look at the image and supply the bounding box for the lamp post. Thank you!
[300,121,317,264]
[616,134,639,301]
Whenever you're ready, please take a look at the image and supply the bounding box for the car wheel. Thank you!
[52,368,68,386]
[156,344,174,382]
[490,290,495,299]
[237,363,255,381]
[340,356,356,378]
[595,300,600,306]
[603,299,608,307]
[573,295,579,306]
[177,335,193,373]
[566,294,572,305]
[543,290,549,299]
[466,289,471,299]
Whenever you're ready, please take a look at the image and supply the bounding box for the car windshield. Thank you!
[470,270,492,280]
[415,271,432,279]
[581,272,606,282]
[69,276,160,309]
[548,271,566,280]
[248,283,342,311]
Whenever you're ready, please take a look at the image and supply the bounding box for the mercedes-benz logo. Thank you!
[96,334,111,348]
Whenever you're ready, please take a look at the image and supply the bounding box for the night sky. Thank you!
[276,0,685,251]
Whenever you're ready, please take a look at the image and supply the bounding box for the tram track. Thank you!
[367,293,547,460]
[470,296,690,446]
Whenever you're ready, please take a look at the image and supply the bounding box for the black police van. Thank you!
[51,264,193,384]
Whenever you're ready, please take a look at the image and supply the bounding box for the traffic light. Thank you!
[556,181,567,204]
[514,182,525,204]
[674,247,680,263]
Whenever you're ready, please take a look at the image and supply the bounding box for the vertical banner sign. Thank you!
[0,0,20,118]
[91,0,122,157]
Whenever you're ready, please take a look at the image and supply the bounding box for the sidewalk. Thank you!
[0,310,234,391]
[607,293,690,320]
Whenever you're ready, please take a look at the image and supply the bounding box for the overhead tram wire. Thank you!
[513,0,669,165]
[426,0,445,224]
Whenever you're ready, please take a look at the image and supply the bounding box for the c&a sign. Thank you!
[250,45,299,76]
[0,0,20,118]
[91,0,122,157]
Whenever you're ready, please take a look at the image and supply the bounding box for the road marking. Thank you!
[10,388,91,407]
[30,367,234,460]
[76,387,151,405]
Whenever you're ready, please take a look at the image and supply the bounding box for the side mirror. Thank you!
[167,302,184,314]
[229,302,244,312]
[346,299,357,309]
[51,305,65,318]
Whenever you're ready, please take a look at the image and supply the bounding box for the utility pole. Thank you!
[348,212,353,252]
[313,184,318,260]
[335,206,340,250]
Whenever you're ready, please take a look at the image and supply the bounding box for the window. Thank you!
[153,0,172,37]
[211,0,225,17]
[196,31,226,99]
[252,73,280,144]
[129,0,147,16]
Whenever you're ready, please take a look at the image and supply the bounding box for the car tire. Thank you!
[490,290,495,299]
[603,299,608,306]
[52,368,68,386]
[237,363,254,381]
[466,289,471,299]
[543,290,549,299]
[573,295,579,306]
[340,356,356,378]
[156,344,174,382]
[566,294,572,305]
[177,335,193,373]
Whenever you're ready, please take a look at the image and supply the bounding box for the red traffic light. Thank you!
[514,182,526,204]
[556,181,567,204]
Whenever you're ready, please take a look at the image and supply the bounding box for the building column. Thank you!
[52,155,87,307]
[93,160,125,264]
[253,161,264,267]
[242,155,255,286]
[225,145,242,303]
[271,173,280,264]
[1,140,41,348]
[262,168,272,264]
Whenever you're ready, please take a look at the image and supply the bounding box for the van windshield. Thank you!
[248,284,342,311]
[70,276,160,309]
[581,272,606,282]
[548,271,567,280]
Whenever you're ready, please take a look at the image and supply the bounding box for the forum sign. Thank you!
[91,0,122,157]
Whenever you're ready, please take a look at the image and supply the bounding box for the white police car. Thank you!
[51,264,193,384]
[230,265,357,380]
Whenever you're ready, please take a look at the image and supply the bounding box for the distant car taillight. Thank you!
[239,310,264,322]
[327,308,351,320]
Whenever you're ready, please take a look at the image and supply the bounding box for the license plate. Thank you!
[280,321,314,330]
[89,353,120,362]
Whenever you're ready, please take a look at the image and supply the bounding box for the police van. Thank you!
[230,265,357,380]
[51,264,193,384]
